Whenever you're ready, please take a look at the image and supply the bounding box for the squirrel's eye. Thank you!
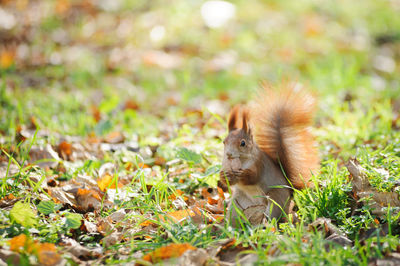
[240,140,246,147]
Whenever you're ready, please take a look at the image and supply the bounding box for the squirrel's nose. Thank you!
[227,152,233,159]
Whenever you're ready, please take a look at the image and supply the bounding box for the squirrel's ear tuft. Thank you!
[242,108,250,134]
[228,105,241,132]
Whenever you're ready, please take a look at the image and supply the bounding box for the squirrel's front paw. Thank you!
[235,168,259,185]
[220,170,238,185]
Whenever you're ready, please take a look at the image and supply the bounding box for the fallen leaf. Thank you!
[48,187,77,206]
[37,243,62,266]
[308,217,342,236]
[9,234,61,265]
[104,131,125,144]
[142,51,182,69]
[141,243,196,264]
[97,217,114,235]
[308,218,352,249]
[370,253,400,265]
[65,212,82,229]
[91,105,101,122]
[124,100,139,111]
[102,232,123,247]
[58,141,72,160]
[10,201,37,227]
[325,233,352,248]
[213,238,251,263]
[346,159,400,215]
[82,220,98,234]
[137,162,150,169]
[168,189,185,200]
[9,234,34,253]
[29,144,60,169]
[140,208,196,227]
[75,188,103,212]
[154,156,166,166]
[60,237,102,260]
[97,174,123,192]
[173,248,210,266]
[28,116,38,130]
[37,200,56,215]
[109,209,126,223]
[0,49,15,69]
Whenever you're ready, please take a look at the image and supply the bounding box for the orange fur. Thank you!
[251,83,319,189]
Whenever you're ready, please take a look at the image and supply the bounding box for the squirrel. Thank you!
[220,83,319,226]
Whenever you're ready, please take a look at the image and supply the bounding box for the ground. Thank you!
[0,0,400,265]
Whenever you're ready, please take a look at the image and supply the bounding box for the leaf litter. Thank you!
[1,0,400,265]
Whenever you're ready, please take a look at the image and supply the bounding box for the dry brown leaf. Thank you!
[0,193,19,208]
[154,156,167,166]
[102,232,123,247]
[109,209,126,223]
[369,253,400,265]
[142,51,182,69]
[215,239,251,264]
[104,131,125,144]
[97,217,114,236]
[48,187,77,206]
[75,188,103,212]
[308,217,341,236]
[28,144,60,169]
[346,159,400,215]
[325,233,352,248]
[28,116,38,130]
[37,243,62,266]
[82,220,98,234]
[60,237,102,260]
[173,248,210,266]
[123,99,140,111]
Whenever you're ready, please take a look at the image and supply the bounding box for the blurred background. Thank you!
[0,0,399,138]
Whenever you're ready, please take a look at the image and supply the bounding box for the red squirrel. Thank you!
[220,83,319,225]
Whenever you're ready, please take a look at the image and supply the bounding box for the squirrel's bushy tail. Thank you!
[252,83,319,189]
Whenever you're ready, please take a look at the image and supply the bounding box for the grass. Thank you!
[0,0,400,265]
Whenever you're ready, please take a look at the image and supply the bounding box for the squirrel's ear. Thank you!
[242,108,251,135]
[228,105,240,132]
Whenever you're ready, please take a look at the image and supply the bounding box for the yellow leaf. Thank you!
[97,174,123,192]
[0,50,14,69]
[140,208,199,227]
[9,235,61,265]
[142,243,196,263]
[9,234,36,253]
